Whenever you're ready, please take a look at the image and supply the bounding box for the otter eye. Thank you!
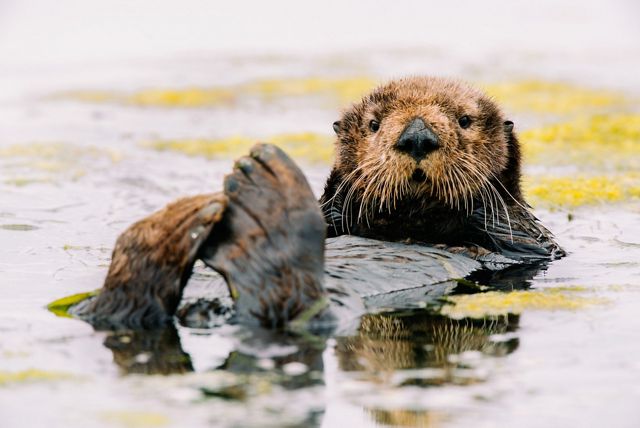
[369,120,380,133]
[458,115,472,129]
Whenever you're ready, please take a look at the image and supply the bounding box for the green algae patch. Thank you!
[483,80,626,115]
[0,369,76,386]
[521,114,640,169]
[524,174,640,208]
[145,132,335,163]
[100,411,170,428]
[441,288,606,319]
[47,291,98,318]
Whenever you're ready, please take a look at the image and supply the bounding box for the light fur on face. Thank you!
[328,77,514,229]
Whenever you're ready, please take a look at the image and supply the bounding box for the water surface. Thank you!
[0,46,639,428]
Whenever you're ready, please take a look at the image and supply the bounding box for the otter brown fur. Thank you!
[325,78,512,241]
[65,77,563,331]
[322,77,561,260]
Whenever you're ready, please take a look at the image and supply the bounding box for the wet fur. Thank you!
[321,77,561,258]
[73,194,227,329]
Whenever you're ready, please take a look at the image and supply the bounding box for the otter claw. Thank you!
[224,177,239,193]
[235,157,255,174]
[250,143,275,160]
[198,201,223,221]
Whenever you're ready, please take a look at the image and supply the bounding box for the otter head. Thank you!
[327,77,521,226]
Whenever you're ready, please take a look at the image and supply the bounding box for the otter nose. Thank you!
[395,118,440,161]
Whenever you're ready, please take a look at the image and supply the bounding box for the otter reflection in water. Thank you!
[103,326,193,375]
[100,308,518,428]
[102,309,518,387]
[336,311,519,386]
[53,77,563,333]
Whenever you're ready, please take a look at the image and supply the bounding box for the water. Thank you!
[1,2,640,427]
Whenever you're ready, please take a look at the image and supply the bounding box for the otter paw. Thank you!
[200,144,326,327]
[81,193,228,329]
[105,193,228,288]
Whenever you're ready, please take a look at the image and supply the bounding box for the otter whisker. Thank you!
[445,167,457,209]
[488,170,532,214]
[357,160,387,224]
[345,172,369,232]
[357,170,377,223]
[485,180,514,241]
[451,167,470,215]
[458,155,499,228]
[454,170,469,213]
[456,166,475,216]
[342,158,383,233]
[327,167,362,234]
[330,159,380,234]
[462,163,493,229]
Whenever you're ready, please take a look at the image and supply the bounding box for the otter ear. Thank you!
[332,121,341,135]
[504,120,514,133]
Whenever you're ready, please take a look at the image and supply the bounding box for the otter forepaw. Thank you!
[79,193,228,329]
[200,144,327,328]
[105,193,228,289]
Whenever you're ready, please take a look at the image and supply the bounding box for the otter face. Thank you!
[331,77,518,220]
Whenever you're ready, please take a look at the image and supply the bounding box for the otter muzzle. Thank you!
[395,117,440,161]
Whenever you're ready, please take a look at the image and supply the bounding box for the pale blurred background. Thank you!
[1,0,639,64]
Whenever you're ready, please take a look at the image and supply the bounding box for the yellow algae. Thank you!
[146,136,253,158]
[242,76,377,103]
[483,80,626,115]
[55,90,118,103]
[0,224,39,231]
[47,290,99,318]
[2,350,30,358]
[521,114,640,168]
[524,174,640,208]
[0,369,75,386]
[145,132,335,163]
[0,142,122,163]
[128,88,235,107]
[4,177,52,186]
[59,76,377,108]
[1,143,121,186]
[269,132,334,162]
[523,114,640,146]
[58,88,234,108]
[0,142,72,158]
[62,244,89,251]
[547,285,590,293]
[100,411,170,428]
[441,288,605,319]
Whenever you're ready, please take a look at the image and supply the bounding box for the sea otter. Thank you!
[61,77,564,331]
